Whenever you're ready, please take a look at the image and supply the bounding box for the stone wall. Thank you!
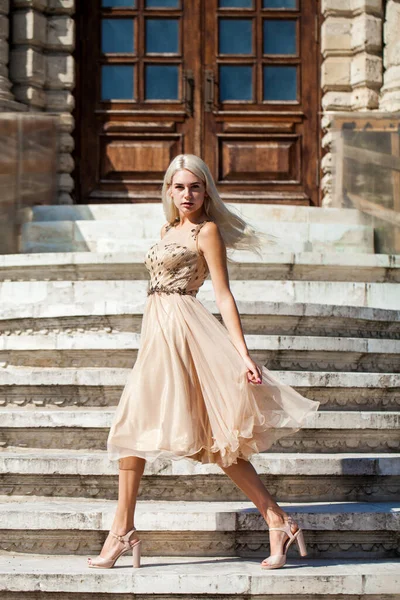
[8,0,75,204]
[1,0,399,206]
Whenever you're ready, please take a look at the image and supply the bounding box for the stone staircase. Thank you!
[0,204,399,598]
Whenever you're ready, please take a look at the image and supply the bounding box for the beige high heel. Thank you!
[261,516,307,570]
[87,527,141,569]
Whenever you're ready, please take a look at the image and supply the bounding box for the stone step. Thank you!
[0,279,399,310]
[22,220,375,254]
[3,251,399,282]
[0,555,398,598]
[1,332,399,373]
[0,498,398,559]
[0,367,398,411]
[1,450,399,502]
[1,301,399,340]
[29,204,373,225]
[22,202,375,255]
[1,409,398,453]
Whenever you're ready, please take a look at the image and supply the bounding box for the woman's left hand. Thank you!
[242,354,262,384]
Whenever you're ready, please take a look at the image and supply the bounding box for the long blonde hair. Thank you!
[161,154,276,263]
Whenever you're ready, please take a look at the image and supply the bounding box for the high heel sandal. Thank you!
[261,516,307,570]
[87,526,142,569]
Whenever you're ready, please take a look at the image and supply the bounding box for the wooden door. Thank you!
[76,0,202,203]
[203,0,320,205]
[75,0,320,205]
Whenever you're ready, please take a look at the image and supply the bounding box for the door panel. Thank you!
[76,0,319,204]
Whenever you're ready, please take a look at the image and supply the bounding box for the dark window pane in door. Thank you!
[102,19,134,53]
[219,0,253,7]
[263,0,296,7]
[145,0,179,7]
[145,64,179,99]
[263,19,296,54]
[102,0,135,6]
[101,65,134,100]
[146,18,179,53]
[263,65,296,100]
[219,19,252,54]
[220,65,252,101]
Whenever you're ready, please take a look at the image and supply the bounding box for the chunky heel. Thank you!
[132,540,141,568]
[294,529,307,557]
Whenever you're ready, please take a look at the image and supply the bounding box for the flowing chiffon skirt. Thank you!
[107,292,320,468]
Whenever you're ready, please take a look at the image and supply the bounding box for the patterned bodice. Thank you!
[144,219,212,297]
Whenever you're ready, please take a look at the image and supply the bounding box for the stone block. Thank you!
[351,86,380,109]
[57,151,74,173]
[46,15,74,51]
[47,0,75,14]
[352,13,382,52]
[57,172,73,192]
[59,132,74,152]
[322,56,351,90]
[12,0,47,11]
[46,89,74,110]
[351,0,383,18]
[321,90,352,110]
[321,0,352,17]
[12,9,47,47]
[0,38,9,65]
[321,17,352,55]
[9,47,45,85]
[45,53,74,89]
[351,53,382,87]
[12,83,46,108]
[0,13,8,38]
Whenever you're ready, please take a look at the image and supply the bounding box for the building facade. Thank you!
[1,0,399,207]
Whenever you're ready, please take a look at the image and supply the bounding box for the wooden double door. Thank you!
[76,0,320,205]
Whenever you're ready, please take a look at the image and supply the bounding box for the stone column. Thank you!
[380,0,400,110]
[320,0,383,206]
[0,0,25,110]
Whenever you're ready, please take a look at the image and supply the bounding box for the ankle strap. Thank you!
[110,527,136,542]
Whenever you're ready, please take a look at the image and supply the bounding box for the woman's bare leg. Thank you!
[89,456,146,561]
[220,458,298,558]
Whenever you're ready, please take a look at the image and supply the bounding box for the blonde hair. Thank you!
[161,154,276,263]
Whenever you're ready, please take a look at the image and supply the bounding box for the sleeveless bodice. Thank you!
[144,220,212,297]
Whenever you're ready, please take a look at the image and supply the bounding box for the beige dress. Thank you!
[107,219,320,467]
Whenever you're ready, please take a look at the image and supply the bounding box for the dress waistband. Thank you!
[147,285,197,297]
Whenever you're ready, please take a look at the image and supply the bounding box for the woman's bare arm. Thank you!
[199,222,250,359]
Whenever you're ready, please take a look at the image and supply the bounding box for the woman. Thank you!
[87,154,320,571]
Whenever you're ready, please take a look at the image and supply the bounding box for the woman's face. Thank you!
[169,169,207,219]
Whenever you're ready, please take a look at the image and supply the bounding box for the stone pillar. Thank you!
[9,0,75,203]
[0,0,25,110]
[320,0,383,206]
[45,0,75,204]
[380,0,400,110]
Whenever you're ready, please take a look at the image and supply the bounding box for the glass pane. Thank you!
[263,65,297,100]
[101,65,134,100]
[263,0,296,7]
[219,19,252,54]
[102,0,135,6]
[219,0,253,7]
[102,19,134,53]
[145,65,179,99]
[145,0,179,7]
[263,19,296,54]
[219,65,252,101]
[146,19,178,53]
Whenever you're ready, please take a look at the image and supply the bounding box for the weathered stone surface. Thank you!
[0,554,398,596]
[0,278,398,310]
